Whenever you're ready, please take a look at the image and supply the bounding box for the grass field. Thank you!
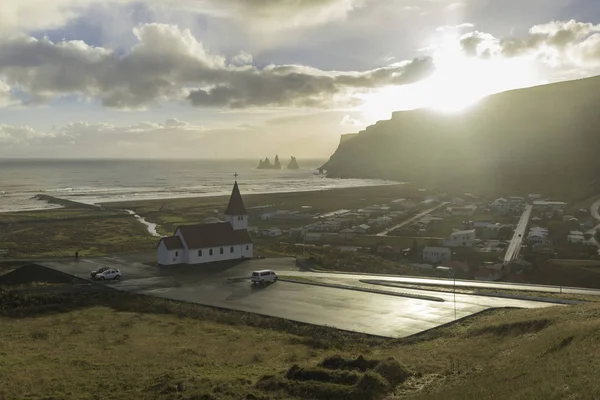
[102,184,414,234]
[2,278,600,399]
[0,211,156,258]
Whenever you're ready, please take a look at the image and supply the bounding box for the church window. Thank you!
[175,251,178,257]
[230,246,234,253]
[220,247,224,254]
[198,249,202,257]
[246,245,249,250]
[209,249,213,256]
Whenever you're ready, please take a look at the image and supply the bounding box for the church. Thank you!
[157,179,253,266]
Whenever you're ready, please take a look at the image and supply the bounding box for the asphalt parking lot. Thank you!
[40,255,557,338]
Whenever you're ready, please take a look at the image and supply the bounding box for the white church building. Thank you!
[157,180,253,266]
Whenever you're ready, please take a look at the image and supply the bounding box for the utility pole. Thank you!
[453,270,457,320]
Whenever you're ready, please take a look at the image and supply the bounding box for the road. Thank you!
[39,255,557,338]
[503,205,533,264]
[376,202,450,236]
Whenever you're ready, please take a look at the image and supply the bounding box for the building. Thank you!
[353,224,371,234]
[528,226,550,245]
[157,180,253,266]
[475,264,506,281]
[422,246,452,263]
[444,229,476,247]
[262,227,283,237]
[533,200,567,212]
[491,198,509,214]
[449,205,477,216]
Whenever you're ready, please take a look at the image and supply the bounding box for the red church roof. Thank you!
[224,181,247,215]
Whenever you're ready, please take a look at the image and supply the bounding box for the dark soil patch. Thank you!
[319,355,379,372]
[548,335,575,353]
[468,319,552,337]
[286,364,361,385]
[0,264,82,286]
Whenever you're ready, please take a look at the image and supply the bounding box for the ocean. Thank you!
[0,159,396,213]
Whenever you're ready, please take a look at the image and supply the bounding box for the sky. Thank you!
[1,0,600,159]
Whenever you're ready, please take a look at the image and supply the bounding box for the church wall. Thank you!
[187,243,251,264]
[158,241,184,265]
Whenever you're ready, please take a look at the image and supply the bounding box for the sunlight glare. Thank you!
[360,34,540,121]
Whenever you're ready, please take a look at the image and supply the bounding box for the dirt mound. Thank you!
[319,355,379,372]
[355,372,389,399]
[469,319,552,337]
[286,364,361,385]
[373,357,412,387]
[0,264,80,286]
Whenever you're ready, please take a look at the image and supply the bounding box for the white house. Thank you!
[444,229,476,247]
[262,228,283,237]
[528,227,550,245]
[157,180,253,266]
[353,224,371,234]
[491,198,510,214]
[422,247,452,263]
[449,205,477,216]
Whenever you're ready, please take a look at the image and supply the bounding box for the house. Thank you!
[262,228,282,237]
[491,198,509,214]
[528,226,550,245]
[353,224,371,234]
[422,246,452,263]
[304,232,322,242]
[532,243,555,255]
[340,228,356,239]
[470,220,494,228]
[449,205,477,216]
[474,263,506,281]
[451,197,466,205]
[157,180,253,266]
[567,231,586,244]
[444,229,476,247]
[508,196,525,204]
[533,200,567,212]
[288,227,306,238]
[528,194,543,200]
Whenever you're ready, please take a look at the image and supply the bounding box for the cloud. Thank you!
[459,20,600,67]
[231,51,253,66]
[340,114,364,126]
[0,112,347,158]
[0,23,434,110]
[0,0,366,35]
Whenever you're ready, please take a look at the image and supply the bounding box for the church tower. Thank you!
[224,178,248,230]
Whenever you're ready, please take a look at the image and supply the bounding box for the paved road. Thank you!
[40,255,556,338]
[503,205,533,264]
[281,270,600,296]
[376,202,450,236]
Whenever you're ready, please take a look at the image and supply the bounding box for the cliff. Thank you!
[322,75,600,197]
[287,156,300,170]
[257,155,282,169]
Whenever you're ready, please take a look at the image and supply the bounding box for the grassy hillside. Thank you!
[323,75,600,199]
[2,275,600,399]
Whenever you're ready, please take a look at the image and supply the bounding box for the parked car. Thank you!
[90,266,110,279]
[92,268,121,281]
[251,270,278,284]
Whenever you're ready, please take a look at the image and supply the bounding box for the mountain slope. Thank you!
[322,75,600,197]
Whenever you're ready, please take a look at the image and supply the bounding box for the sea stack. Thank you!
[257,156,283,169]
[287,156,300,170]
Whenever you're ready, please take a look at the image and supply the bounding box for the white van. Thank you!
[251,270,278,284]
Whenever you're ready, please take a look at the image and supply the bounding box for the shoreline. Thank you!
[0,182,404,214]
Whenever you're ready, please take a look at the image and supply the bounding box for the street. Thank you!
[376,202,450,236]
[503,205,533,264]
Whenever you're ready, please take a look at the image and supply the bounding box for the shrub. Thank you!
[30,330,50,340]
[286,364,361,385]
[319,355,379,372]
[372,357,411,387]
[354,372,389,400]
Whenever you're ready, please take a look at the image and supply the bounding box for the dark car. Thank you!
[90,266,109,278]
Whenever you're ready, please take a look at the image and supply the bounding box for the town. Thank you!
[243,191,600,285]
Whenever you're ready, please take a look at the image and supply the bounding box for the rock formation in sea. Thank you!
[257,155,282,169]
[287,156,300,170]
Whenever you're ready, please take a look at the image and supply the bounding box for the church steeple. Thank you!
[224,176,248,230]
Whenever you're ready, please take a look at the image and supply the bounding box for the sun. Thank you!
[360,35,539,121]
